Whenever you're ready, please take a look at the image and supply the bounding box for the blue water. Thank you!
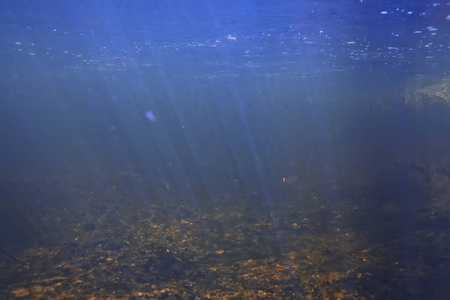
[1,1,450,299]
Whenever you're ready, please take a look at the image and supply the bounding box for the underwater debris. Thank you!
[405,76,450,110]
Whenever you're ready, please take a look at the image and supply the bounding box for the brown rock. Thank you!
[11,288,30,298]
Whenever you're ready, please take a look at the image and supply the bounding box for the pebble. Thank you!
[11,288,30,298]
[31,285,44,293]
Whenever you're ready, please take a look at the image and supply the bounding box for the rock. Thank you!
[31,285,44,293]
[11,288,30,298]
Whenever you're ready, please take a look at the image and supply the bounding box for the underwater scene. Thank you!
[1,1,450,299]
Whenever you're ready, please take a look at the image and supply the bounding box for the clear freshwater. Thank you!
[1,1,450,299]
